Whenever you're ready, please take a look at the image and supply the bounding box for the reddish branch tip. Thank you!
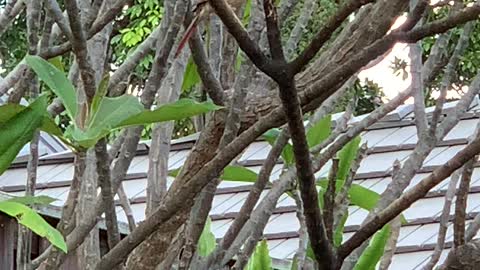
[174,16,200,58]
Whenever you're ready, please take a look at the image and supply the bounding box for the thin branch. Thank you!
[64,0,96,102]
[453,158,475,247]
[284,0,317,60]
[0,0,24,37]
[45,0,72,40]
[290,0,375,74]
[292,189,309,270]
[263,0,284,60]
[430,21,475,131]
[95,138,121,249]
[338,100,480,261]
[208,0,271,74]
[423,170,462,270]
[117,183,136,232]
[409,36,429,134]
[378,217,401,270]
[324,158,339,242]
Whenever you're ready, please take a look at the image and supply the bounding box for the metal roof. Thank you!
[3,101,480,269]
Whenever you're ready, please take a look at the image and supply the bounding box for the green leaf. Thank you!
[337,136,361,183]
[169,166,258,183]
[70,95,144,147]
[262,129,294,165]
[48,56,64,72]
[198,217,216,257]
[0,95,47,175]
[290,257,299,270]
[317,181,407,224]
[353,225,390,270]
[25,55,77,119]
[222,166,258,182]
[334,210,348,247]
[91,72,110,114]
[0,201,67,252]
[181,57,201,91]
[117,99,222,128]
[6,195,56,206]
[246,240,272,270]
[307,115,331,148]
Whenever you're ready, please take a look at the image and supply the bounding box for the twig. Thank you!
[324,158,339,242]
[117,183,136,232]
[453,158,475,247]
[378,217,401,270]
[0,0,24,37]
[292,189,309,270]
[284,0,317,59]
[64,0,96,103]
[423,170,462,270]
[430,21,475,132]
[96,138,121,249]
[338,96,480,261]
[290,0,375,74]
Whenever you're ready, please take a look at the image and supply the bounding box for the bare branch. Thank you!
[117,183,136,232]
[292,189,309,270]
[453,158,475,247]
[64,0,97,102]
[324,158,339,242]
[431,21,475,131]
[290,0,375,74]
[96,138,120,249]
[423,170,462,270]
[0,0,24,37]
[378,217,401,270]
[284,0,317,59]
[338,77,480,259]
[209,0,271,73]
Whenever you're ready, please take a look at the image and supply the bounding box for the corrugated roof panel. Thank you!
[120,179,148,199]
[263,213,299,234]
[424,146,464,166]
[361,128,400,147]
[238,142,271,161]
[41,163,75,183]
[211,219,233,238]
[0,168,28,187]
[345,207,369,227]
[374,125,417,147]
[268,238,299,259]
[444,119,480,140]
[211,192,250,215]
[211,193,241,215]
[389,250,435,270]
[357,150,411,174]
[404,197,446,220]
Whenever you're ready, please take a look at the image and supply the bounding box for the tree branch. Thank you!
[290,0,374,74]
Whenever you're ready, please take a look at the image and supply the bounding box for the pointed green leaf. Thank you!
[337,136,361,183]
[182,57,201,91]
[0,95,47,175]
[0,201,67,252]
[25,55,77,119]
[91,72,110,114]
[307,115,331,148]
[169,166,258,183]
[246,240,272,270]
[117,99,222,128]
[353,225,390,270]
[70,95,144,147]
[334,210,348,247]
[290,257,299,270]
[198,217,216,256]
[48,56,64,72]
[222,166,258,182]
[6,195,57,206]
[262,129,294,165]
